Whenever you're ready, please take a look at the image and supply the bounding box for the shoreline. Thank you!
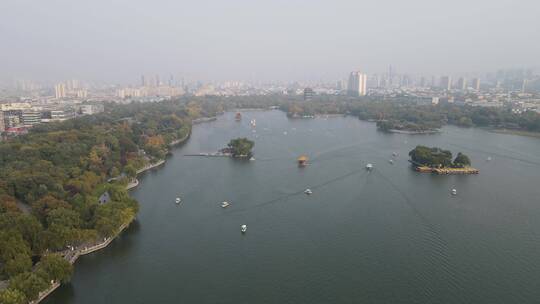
[386,129,440,134]
[409,160,479,175]
[30,220,133,304]
[192,116,217,125]
[488,128,540,139]
[33,119,212,303]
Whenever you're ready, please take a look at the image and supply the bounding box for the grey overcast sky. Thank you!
[1,0,539,83]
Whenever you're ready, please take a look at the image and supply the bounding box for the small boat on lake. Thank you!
[249,157,256,161]
[389,159,394,164]
[221,201,230,208]
[392,152,398,157]
[175,197,181,204]
[451,189,457,195]
[487,156,492,161]
[304,189,313,195]
[366,163,373,170]
[298,155,309,167]
[250,119,256,127]
[235,112,242,121]
[241,225,247,233]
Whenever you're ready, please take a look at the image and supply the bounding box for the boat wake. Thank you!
[372,169,467,300]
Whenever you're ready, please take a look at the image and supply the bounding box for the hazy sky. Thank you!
[1,0,539,83]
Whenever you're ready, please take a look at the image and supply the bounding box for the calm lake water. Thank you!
[45,110,540,304]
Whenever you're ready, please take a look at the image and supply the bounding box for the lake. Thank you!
[45,110,540,304]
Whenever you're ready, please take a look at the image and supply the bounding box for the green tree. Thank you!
[0,232,32,278]
[8,272,50,301]
[0,195,20,213]
[46,208,81,229]
[32,195,71,223]
[0,213,43,254]
[124,165,137,180]
[457,116,473,127]
[226,138,255,158]
[453,152,471,168]
[409,145,453,168]
[0,288,27,304]
[109,166,120,178]
[3,254,32,278]
[37,254,73,283]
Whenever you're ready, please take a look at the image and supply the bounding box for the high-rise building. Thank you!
[141,75,146,87]
[456,77,467,90]
[401,75,412,87]
[347,71,367,96]
[471,78,481,90]
[0,111,5,133]
[55,83,66,99]
[420,77,426,87]
[67,79,80,90]
[336,80,343,91]
[76,89,88,98]
[21,110,41,127]
[303,88,314,101]
[522,79,528,93]
[440,76,452,90]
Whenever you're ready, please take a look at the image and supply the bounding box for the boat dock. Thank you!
[431,167,479,175]
[409,160,479,175]
[184,152,231,157]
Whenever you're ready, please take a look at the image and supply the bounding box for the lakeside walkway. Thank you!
[409,160,479,174]
[30,220,132,304]
[28,123,200,303]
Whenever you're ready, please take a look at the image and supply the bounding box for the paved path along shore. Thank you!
[31,126,196,304]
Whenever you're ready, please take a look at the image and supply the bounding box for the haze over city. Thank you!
[2,0,540,83]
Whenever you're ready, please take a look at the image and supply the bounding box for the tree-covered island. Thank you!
[409,145,471,168]
[376,120,441,134]
[223,138,255,158]
[408,145,476,174]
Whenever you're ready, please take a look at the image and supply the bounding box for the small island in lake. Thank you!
[409,145,478,174]
[377,120,441,134]
[221,137,255,158]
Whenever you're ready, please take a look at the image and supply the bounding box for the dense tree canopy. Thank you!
[0,100,221,298]
[0,288,26,304]
[409,145,472,168]
[186,94,540,133]
[226,138,255,158]
[453,152,471,168]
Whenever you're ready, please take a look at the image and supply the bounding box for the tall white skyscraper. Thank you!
[347,71,367,96]
[55,83,66,99]
[0,111,5,132]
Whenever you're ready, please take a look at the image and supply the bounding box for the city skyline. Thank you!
[2,0,540,83]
